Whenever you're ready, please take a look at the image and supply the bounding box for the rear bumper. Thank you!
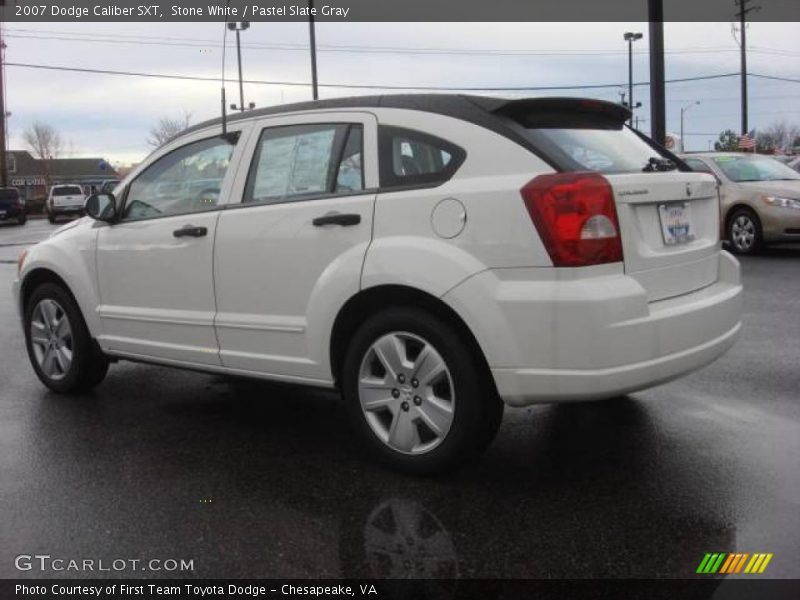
[0,205,25,219]
[50,206,84,215]
[443,251,743,406]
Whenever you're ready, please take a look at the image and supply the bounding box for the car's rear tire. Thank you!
[17,214,27,225]
[727,208,763,255]
[24,282,109,393]
[341,307,502,474]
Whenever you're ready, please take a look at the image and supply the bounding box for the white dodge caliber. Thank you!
[13,95,743,473]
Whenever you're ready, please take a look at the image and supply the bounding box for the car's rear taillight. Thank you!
[520,171,623,267]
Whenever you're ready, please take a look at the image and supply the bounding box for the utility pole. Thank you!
[735,0,760,135]
[308,0,319,100]
[680,101,700,152]
[623,32,643,126]
[227,22,250,112]
[648,0,666,146]
[0,23,8,187]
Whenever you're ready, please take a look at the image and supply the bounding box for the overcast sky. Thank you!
[3,21,799,165]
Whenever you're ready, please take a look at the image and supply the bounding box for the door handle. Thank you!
[173,225,208,238]
[312,212,361,227]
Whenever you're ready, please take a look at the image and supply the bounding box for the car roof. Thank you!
[185,93,630,134]
[179,93,633,162]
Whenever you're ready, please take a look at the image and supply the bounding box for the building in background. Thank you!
[7,151,119,201]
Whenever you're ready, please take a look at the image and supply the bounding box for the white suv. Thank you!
[47,184,86,223]
[14,95,743,473]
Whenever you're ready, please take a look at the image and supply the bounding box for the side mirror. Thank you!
[85,193,118,222]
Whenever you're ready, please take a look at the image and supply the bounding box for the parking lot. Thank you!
[1,218,798,581]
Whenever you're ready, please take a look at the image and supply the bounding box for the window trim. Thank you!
[378,125,466,190]
[118,132,241,223]
[332,124,366,194]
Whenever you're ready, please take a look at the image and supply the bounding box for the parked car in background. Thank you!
[682,152,800,254]
[0,186,26,225]
[788,156,800,173]
[46,184,86,223]
[14,95,742,473]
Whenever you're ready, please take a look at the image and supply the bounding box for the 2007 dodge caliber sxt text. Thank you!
[13,95,743,473]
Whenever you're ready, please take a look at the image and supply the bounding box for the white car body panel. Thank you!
[213,111,378,382]
[93,122,254,365]
[13,100,743,407]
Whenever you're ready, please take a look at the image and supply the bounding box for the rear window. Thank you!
[0,188,19,200]
[53,186,83,196]
[514,112,670,174]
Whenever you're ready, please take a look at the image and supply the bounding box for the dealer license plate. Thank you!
[658,202,694,245]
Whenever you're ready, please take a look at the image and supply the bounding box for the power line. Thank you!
[750,73,800,84]
[4,62,748,91]
[8,28,800,58]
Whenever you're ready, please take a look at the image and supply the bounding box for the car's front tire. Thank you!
[24,282,109,393]
[727,208,763,255]
[341,307,502,474]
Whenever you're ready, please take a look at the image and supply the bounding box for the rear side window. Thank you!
[53,186,82,196]
[379,126,465,189]
[0,188,19,200]
[244,123,364,204]
[513,112,669,175]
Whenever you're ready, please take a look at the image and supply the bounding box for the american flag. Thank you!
[738,134,756,150]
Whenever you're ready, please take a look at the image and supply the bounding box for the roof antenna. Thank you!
[220,0,232,140]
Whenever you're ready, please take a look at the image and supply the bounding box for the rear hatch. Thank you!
[52,186,84,208]
[490,97,720,301]
[606,173,719,301]
[0,188,20,217]
[0,188,19,208]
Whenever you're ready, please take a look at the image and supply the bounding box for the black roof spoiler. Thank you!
[466,96,632,124]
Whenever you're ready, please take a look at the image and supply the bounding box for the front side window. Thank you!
[123,134,238,221]
[379,126,465,188]
[244,123,363,204]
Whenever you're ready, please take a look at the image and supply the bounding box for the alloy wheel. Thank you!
[358,332,455,455]
[30,298,73,381]
[731,215,756,252]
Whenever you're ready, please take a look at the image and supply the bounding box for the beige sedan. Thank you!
[682,152,800,254]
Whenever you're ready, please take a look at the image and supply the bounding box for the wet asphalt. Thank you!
[0,219,798,582]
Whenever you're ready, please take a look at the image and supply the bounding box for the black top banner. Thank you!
[2,0,799,22]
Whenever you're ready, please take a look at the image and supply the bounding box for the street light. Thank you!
[623,32,643,125]
[227,21,251,112]
[680,101,700,152]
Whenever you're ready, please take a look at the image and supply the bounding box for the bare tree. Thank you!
[755,120,800,154]
[23,121,62,160]
[64,139,80,158]
[147,111,192,148]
